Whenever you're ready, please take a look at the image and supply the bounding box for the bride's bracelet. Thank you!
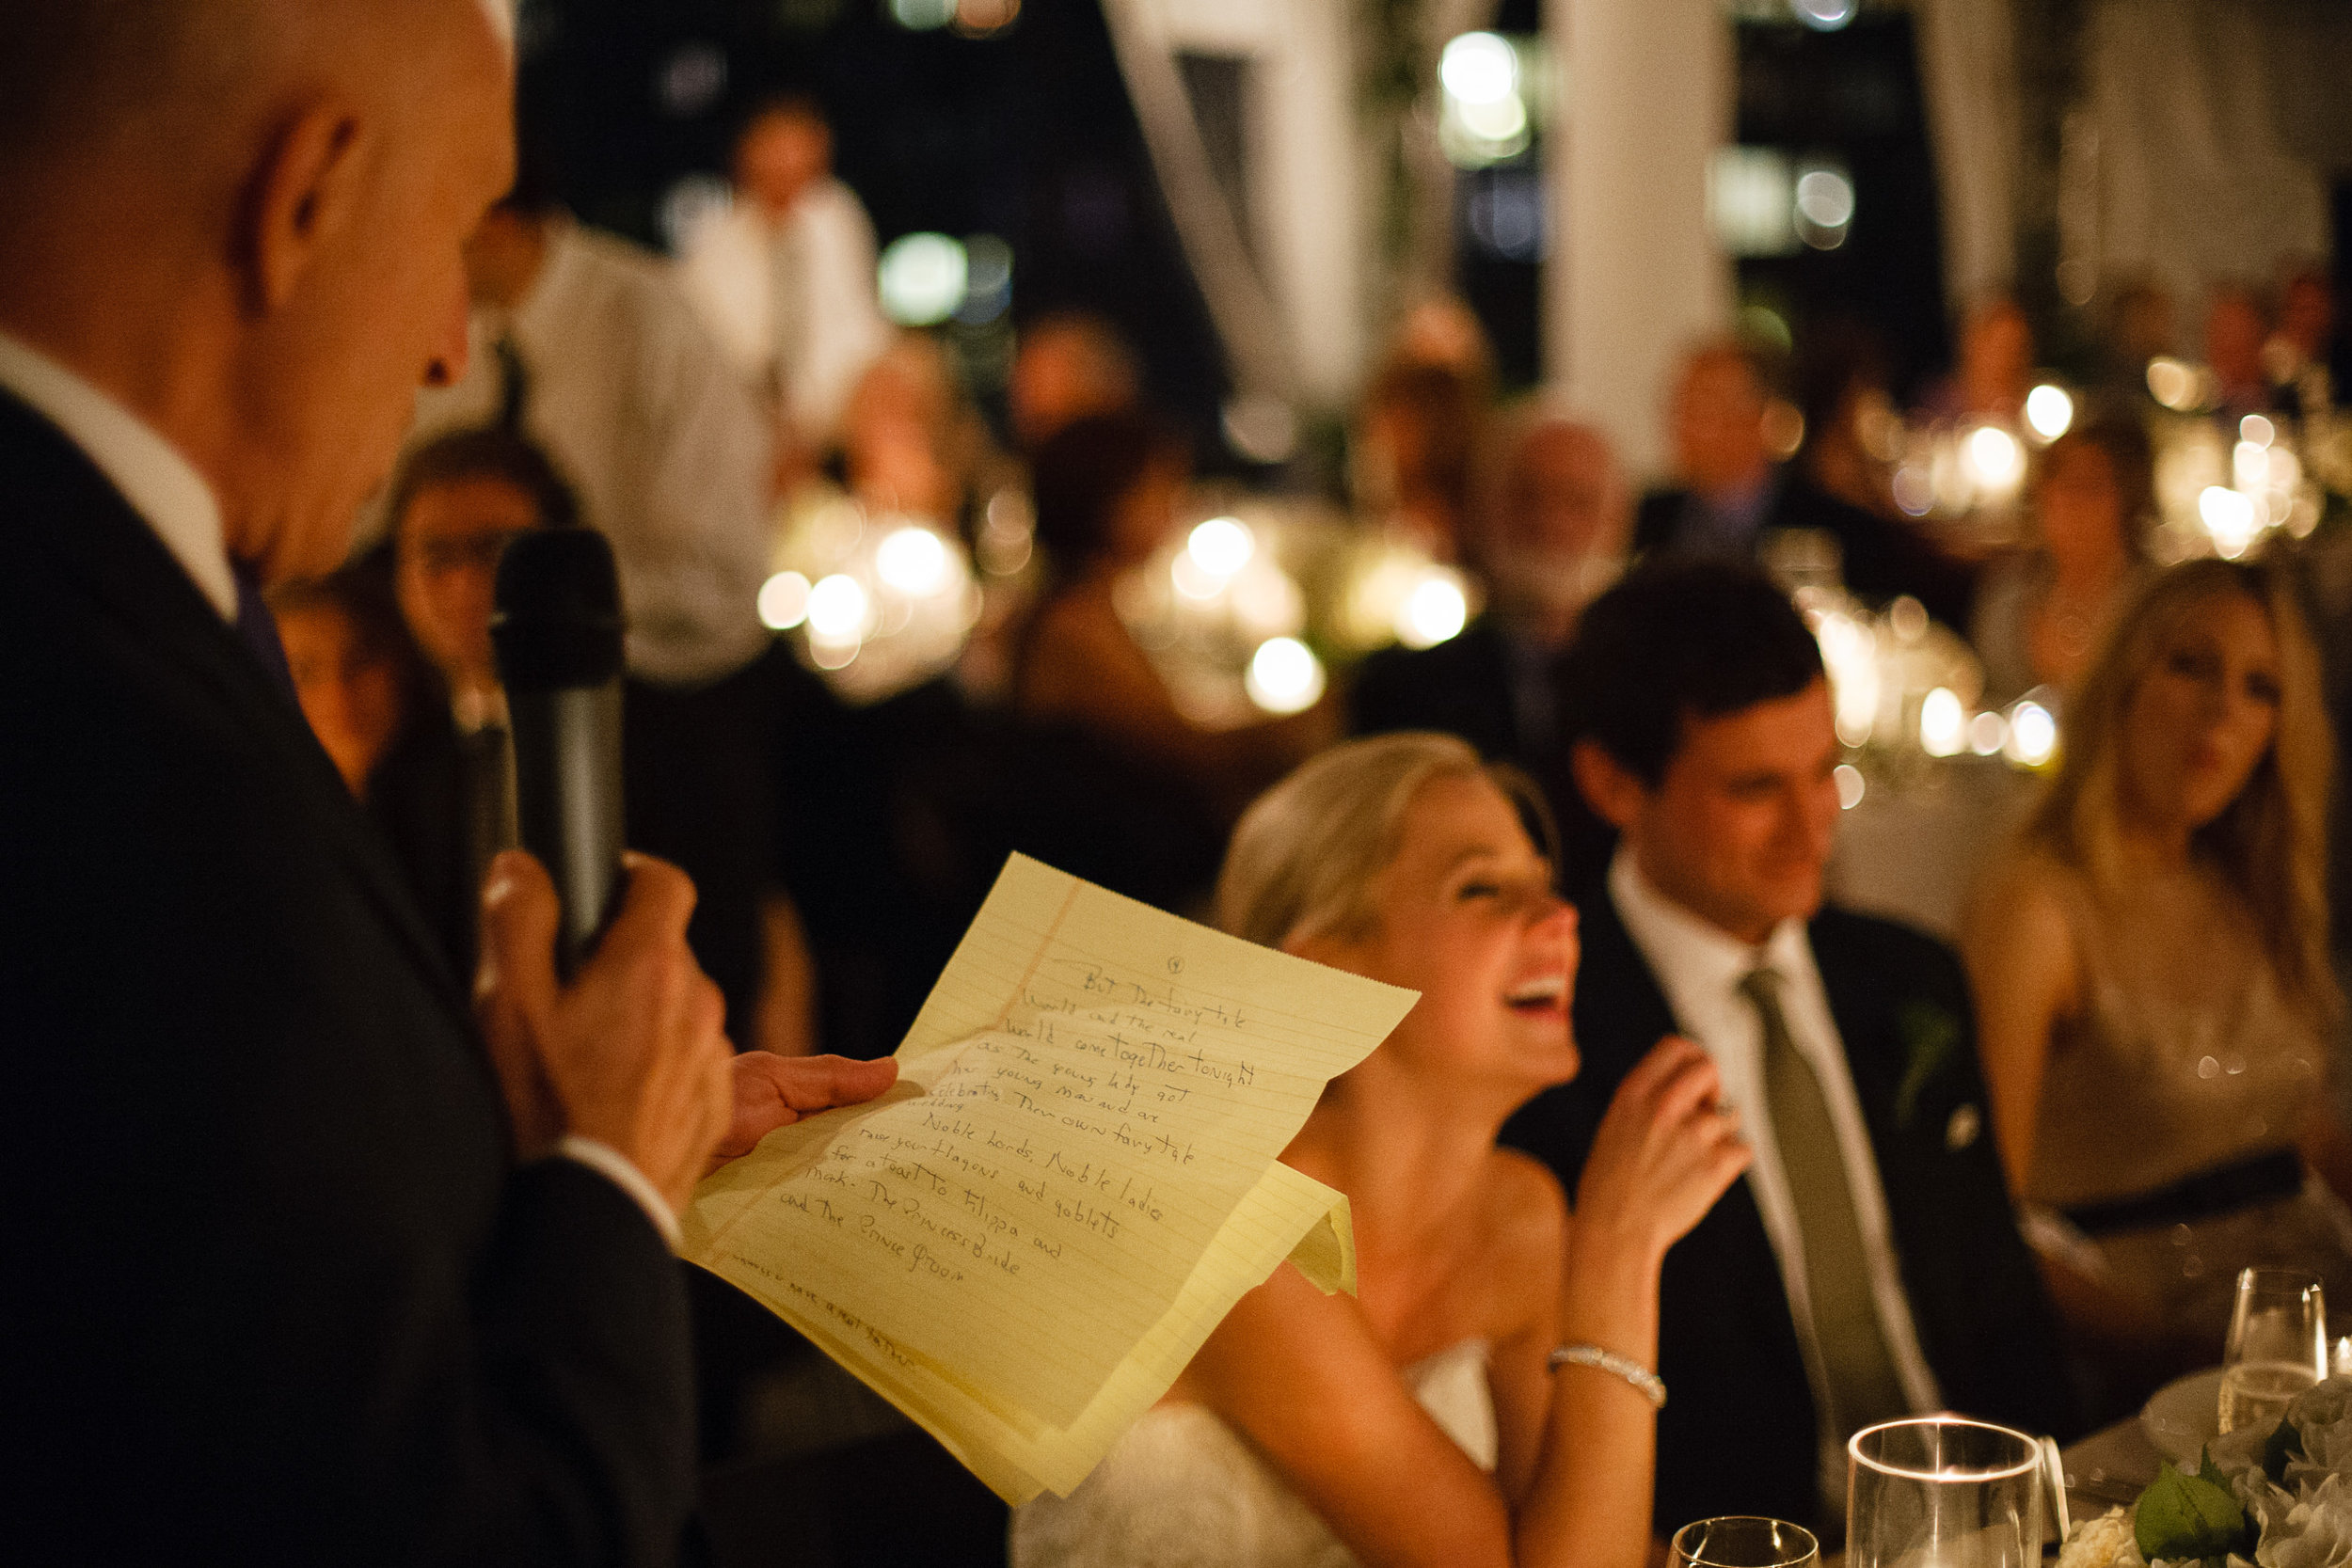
[1548,1344,1666,1409]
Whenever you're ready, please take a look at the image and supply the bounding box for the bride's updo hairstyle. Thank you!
[1216,732,1553,950]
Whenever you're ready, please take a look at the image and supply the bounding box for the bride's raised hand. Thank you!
[1573,1035,1751,1257]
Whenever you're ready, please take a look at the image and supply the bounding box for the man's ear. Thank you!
[243,103,366,313]
[1570,738,1649,833]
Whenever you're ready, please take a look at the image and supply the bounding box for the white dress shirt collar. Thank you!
[0,331,237,623]
[1607,845,1810,999]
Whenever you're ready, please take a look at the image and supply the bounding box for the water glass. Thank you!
[1847,1418,2046,1568]
[2220,1267,2328,1434]
[1670,1516,1820,1568]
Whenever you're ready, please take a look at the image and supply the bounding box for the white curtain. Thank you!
[2083,0,2330,308]
[1913,0,2021,314]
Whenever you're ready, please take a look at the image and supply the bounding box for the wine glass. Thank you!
[2219,1267,2327,1434]
[1848,1418,2047,1568]
[1670,1516,1820,1568]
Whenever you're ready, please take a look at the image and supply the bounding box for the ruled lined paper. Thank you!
[684,853,1415,1502]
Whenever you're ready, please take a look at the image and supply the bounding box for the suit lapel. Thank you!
[0,394,479,1046]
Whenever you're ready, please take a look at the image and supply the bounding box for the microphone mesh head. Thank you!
[491,529,625,690]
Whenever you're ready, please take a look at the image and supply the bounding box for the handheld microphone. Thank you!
[491,529,627,979]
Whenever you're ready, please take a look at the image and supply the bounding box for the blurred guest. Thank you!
[373,427,818,1053]
[370,428,570,981]
[1507,563,2071,1532]
[840,329,991,527]
[2269,265,2339,411]
[1386,293,1500,401]
[1014,733,1748,1568]
[1008,310,1139,451]
[1638,341,1975,627]
[1356,359,1483,562]
[424,179,786,1034]
[1963,560,2352,1418]
[1353,408,1629,892]
[1017,410,1327,820]
[272,550,419,797]
[676,93,888,454]
[1970,413,2155,705]
[2206,285,2276,425]
[1918,296,2034,426]
[1792,319,1902,521]
[2098,278,2179,402]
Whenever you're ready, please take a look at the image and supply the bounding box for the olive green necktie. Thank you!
[1740,966,1912,1443]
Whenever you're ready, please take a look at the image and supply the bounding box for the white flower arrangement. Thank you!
[2060,1381,2352,1568]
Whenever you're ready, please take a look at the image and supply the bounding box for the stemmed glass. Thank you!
[2220,1267,2328,1434]
[1670,1516,1820,1568]
[1847,1418,2049,1568]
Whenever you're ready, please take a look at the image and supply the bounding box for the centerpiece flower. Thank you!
[2061,1381,2352,1568]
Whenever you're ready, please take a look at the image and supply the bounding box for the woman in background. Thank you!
[272,546,420,799]
[1014,409,1327,820]
[1012,734,1749,1568]
[1969,413,2154,706]
[1963,560,2352,1418]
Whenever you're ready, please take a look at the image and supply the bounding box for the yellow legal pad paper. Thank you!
[684,852,1418,1504]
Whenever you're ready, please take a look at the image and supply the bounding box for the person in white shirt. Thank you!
[1502,561,2074,1540]
[676,94,889,454]
[417,182,773,689]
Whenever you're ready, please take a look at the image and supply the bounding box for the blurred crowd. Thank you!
[266,89,2352,1537]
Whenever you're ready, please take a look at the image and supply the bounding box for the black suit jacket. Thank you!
[0,397,695,1562]
[1636,469,1978,631]
[1503,886,2074,1536]
[1348,618,1615,895]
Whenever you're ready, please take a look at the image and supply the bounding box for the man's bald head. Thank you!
[0,0,514,581]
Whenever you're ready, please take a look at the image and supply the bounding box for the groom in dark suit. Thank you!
[0,4,888,1561]
[1503,562,2072,1539]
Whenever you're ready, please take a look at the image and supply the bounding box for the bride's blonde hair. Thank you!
[1216,732,1553,949]
[2025,557,2335,1022]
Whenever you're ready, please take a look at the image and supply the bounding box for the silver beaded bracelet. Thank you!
[1548,1343,1667,1409]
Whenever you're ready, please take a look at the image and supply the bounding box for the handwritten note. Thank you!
[684,853,1417,1502]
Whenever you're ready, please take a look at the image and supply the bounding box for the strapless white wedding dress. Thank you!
[1009,1338,1497,1568]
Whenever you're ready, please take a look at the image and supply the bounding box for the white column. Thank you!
[1544,0,1734,483]
[1248,0,1369,409]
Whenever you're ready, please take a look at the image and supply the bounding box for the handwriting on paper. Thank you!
[686,853,1416,1487]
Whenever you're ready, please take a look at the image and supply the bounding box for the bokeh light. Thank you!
[2006,701,2058,768]
[1439,33,1517,105]
[1968,710,2008,756]
[1919,687,1964,758]
[1834,763,1866,811]
[875,526,951,595]
[806,573,873,641]
[2200,485,2257,558]
[1963,424,2025,489]
[2024,384,2074,442]
[1246,638,1326,715]
[1396,570,1470,650]
[1793,165,1854,250]
[877,232,968,326]
[757,570,811,630]
[890,0,956,29]
[1185,516,1255,578]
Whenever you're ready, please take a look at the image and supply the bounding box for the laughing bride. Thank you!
[1010,732,1751,1568]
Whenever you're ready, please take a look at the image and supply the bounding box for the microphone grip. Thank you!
[508,682,627,979]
